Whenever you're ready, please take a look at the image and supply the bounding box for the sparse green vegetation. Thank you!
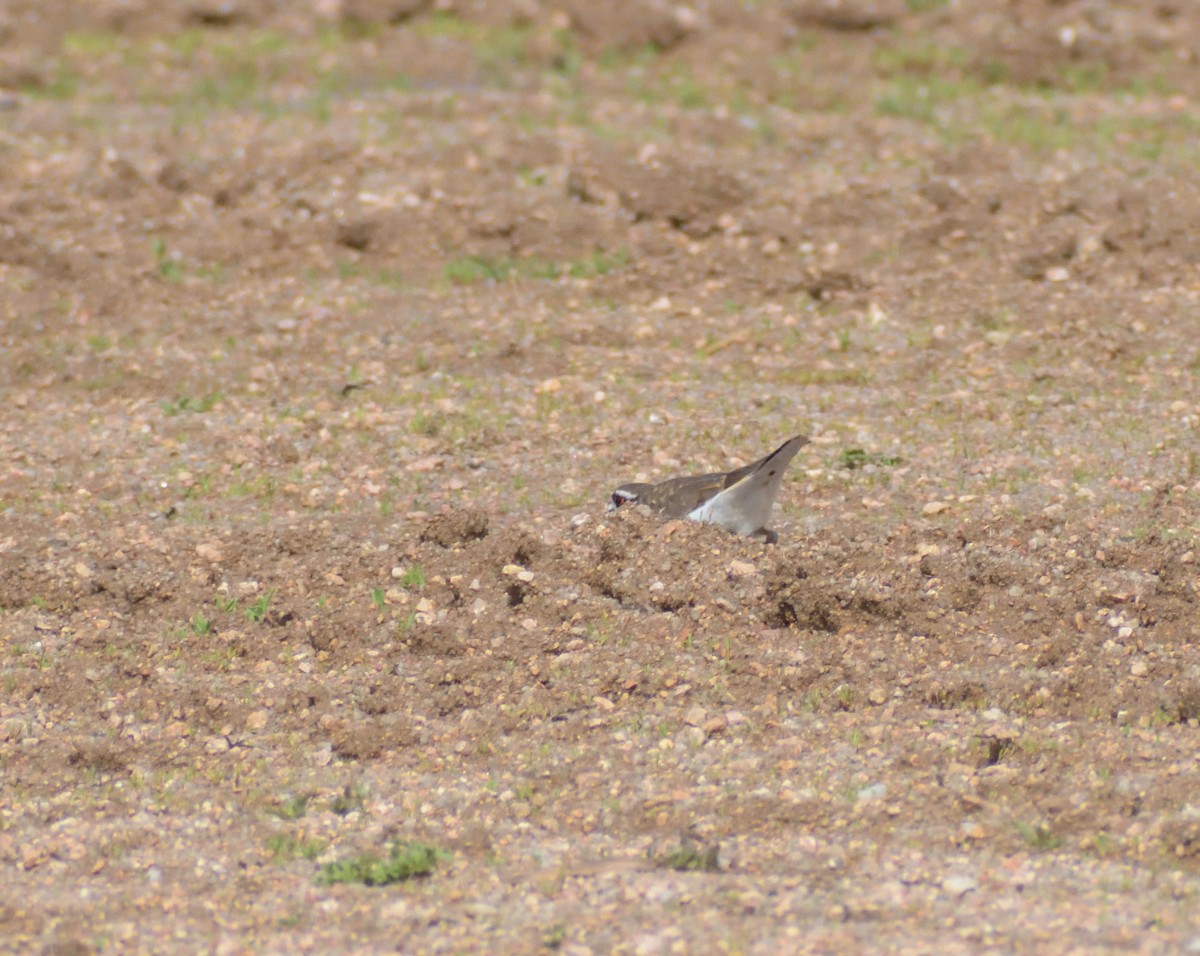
[152,238,184,283]
[227,474,277,501]
[268,794,311,821]
[22,61,82,99]
[245,591,275,623]
[9,6,1200,949]
[875,73,981,126]
[335,260,406,287]
[161,392,222,416]
[444,255,513,284]
[1015,821,1061,852]
[444,255,555,284]
[409,12,538,85]
[630,60,712,110]
[1088,832,1117,857]
[444,250,629,285]
[839,448,902,469]
[778,368,869,387]
[330,784,369,816]
[316,841,446,886]
[195,262,227,282]
[656,840,720,873]
[568,248,630,278]
[409,410,441,437]
[62,31,125,57]
[267,833,326,862]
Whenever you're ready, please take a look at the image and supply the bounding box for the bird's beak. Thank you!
[608,490,634,512]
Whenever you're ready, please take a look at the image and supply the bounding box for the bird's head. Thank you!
[607,486,640,512]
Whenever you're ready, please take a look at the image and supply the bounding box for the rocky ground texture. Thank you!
[3,1,1200,952]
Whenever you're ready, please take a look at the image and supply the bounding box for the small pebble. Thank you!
[942,875,978,897]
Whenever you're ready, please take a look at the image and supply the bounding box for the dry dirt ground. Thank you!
[4,1,1200,952]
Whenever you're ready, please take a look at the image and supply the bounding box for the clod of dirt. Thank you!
[1162,816,1200,860]
[569,147,749,236]
[360,679,405,716]
[801,267,866,300]
[335,218,379,251]
[764,558,839,631]
[156,161,190,193]
[787,0,903,32]
[503,529,544,568]
[341,0,433,25]
[397,625,468,658]
[1016,231,1077,279]
[1162,680,1200,724]
[918,178,966,212]
[925,681,987,710]
[329,718,416,760]
[562,0,697,53]
[187,1,251,27]
[67,741,128,775]
[581,507,776,615]
[95,158,144,201]
[419,509,490,547]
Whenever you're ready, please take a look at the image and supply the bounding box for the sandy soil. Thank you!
[3,1,1200,952]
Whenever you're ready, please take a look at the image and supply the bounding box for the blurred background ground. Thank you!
[3,1,1200,952]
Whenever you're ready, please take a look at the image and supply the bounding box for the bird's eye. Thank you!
[612,492,630,508]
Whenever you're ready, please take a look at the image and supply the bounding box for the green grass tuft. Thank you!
[268,794,311,820]
[267,833,326,862]
[316,841,446,886]
[161,392,222,416]
[245,591,275,623]
[655,840,720,872]
[1015,821,1061,851]
[839,448,902,469]
[152,238,185,282]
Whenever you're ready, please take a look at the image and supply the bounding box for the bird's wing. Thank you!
[626,436,810,520]
[636,472,729,518]
[716,434,811,490]
[694,437,807,533]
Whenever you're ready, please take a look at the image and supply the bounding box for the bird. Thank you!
[608,435,810,543]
